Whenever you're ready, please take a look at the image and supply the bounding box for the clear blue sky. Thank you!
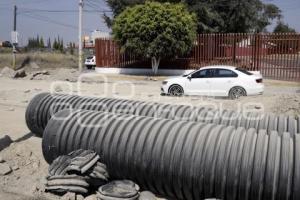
[0,0,299,46]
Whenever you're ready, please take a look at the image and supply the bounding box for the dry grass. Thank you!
[0,52,78,70]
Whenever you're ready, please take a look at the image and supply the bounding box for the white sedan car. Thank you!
[84,55,96,69]
[161,66,264,99]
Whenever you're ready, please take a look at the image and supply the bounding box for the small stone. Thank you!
[12,166,19,171]
[76,194,85,200]
[255,106,261,109]
[84,194,98,200]
[31,185,38,193]
[30,70,49,80]
[13,68,26,78]
[32,162,39,169]
[0,157,5,163]
[62,192,76,200]
[54,86,63,92]
[0,163,12,175]
[139,191,156,200]
[24,90,31,93]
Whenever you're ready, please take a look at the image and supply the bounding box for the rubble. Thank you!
[76,194,85,200]
[30,70,50,80]
[0,67,15,78]
[0,135,13,151]
[62,192,76,200]
[12,166,19,171]
[138,191,156,200]
[0,163,12,175]
[13,68,27,78]
[45,150,109,195]
[84,194,98,200]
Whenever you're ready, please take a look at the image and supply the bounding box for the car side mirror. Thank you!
[187,76,192,81]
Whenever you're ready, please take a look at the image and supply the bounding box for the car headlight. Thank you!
[162,81,168,85]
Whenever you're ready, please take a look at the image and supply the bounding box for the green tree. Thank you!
[105,0,281,33]
[113,2,197,74]
[273,21,296,33]
[53,38,58,50]
[40,37,45,48]
[47,38,51,49]
[69,42,74,55]
[60,39,64,52]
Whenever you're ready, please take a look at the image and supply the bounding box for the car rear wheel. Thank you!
[168,85,184,96]
[229,86,246,99]
[86,65,93,70]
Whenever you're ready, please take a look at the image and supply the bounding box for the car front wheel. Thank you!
[168,85,184,96]
[229,86,246,99]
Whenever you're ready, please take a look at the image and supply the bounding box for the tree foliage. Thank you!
[52,36,64,52]
[112,2,197,74]
[27,35,45,49]
[273,21,296,33]
[105,0,281,33]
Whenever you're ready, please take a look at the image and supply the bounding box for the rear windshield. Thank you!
[236,68,253,75]
[87,56,93,59]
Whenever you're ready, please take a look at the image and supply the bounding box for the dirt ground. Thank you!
[0,67,299,199]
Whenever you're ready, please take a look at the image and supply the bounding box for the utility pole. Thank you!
[12,5,17,70]
[78,0,83,72]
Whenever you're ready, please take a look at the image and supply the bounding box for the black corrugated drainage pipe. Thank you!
[42,109,300,200]
[26,93,300,137]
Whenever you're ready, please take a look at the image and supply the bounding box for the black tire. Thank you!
[86,65,93,70]
[228,86,246,99]
[168,85,184,96]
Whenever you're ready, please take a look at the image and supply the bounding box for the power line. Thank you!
[17,7,112,14]
[21,12,93,32]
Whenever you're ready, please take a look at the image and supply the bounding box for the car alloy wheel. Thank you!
[229,87,245,99]
[169,85,184,96]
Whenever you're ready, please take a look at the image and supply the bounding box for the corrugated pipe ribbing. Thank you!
[26,93,300,137]
[42,109,300,200]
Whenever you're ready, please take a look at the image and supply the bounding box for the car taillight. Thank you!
[256,78,263,83]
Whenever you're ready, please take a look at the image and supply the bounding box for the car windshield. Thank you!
[236,68,253,75]
[182,71,196,77]
[87,56,93,59]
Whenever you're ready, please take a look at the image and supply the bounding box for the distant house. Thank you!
[84,30,111,48]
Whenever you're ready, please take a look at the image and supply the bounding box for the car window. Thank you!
[214,69,238,78]
[191,69,214,78]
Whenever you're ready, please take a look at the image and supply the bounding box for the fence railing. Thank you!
[95,33,300,81]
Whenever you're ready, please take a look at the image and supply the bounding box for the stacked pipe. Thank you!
[42,109,300,200]
[26,93,300,137]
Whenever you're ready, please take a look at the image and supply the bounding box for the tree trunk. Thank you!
[151,57,161,75]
